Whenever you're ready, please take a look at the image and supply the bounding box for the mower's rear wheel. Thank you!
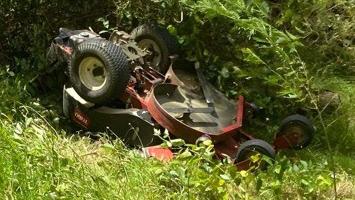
[276,114,314,150]
[236,139,275,170]
[69,39,130,105]
[131,24,179,73]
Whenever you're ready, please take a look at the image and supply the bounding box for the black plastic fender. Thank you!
[63,86,158,147]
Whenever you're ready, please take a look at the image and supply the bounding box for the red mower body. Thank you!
[50,27,314,170]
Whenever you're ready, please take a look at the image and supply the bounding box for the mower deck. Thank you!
[144,65,243,144]
[155,84,234,134]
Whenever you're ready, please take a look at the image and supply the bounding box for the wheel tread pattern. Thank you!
[69,39,130,104]
[131,23,179,73]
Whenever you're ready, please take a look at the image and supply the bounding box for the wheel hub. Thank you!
[283,125,306,146]
[78,57,107,91]
[138,39,162,68]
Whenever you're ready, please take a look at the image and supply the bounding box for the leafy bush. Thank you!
[113,0,355,152]
[270,0,355,77]
[0,0,114,71]
[2,0,353,118]
[116,1,309,105]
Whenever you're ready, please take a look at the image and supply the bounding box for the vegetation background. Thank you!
[0,0,354,199]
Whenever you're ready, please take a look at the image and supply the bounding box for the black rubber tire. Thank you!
[277,114,315,150]
[236,139,276,164]
[130,24,179,73]
[69,39,130,105]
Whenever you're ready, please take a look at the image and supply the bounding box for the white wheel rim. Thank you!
[78,57,107,91]
[138,39,162,68]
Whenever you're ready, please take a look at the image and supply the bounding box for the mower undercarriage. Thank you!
[48,25,315,170]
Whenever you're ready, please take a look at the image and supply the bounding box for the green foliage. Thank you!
[271,0,355,77]
[116,0,311,107]
[0,0,114,72]
[114,0,355,154]
[1,0,355,199]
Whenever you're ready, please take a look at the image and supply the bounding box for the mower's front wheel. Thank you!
[69,39,130,105]
[235,139,275,170]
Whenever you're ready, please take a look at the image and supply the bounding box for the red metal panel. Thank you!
[221,96,245,136]
[143,146,174,161]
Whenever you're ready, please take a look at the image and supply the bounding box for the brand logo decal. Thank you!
[72,108,90,128]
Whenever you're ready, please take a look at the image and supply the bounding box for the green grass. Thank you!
[0,67,354,199]
[0,118,353,199]
[0,123,163,199]
[0,79,354,199]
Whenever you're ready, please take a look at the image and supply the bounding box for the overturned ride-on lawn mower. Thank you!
[47,24,315,170]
